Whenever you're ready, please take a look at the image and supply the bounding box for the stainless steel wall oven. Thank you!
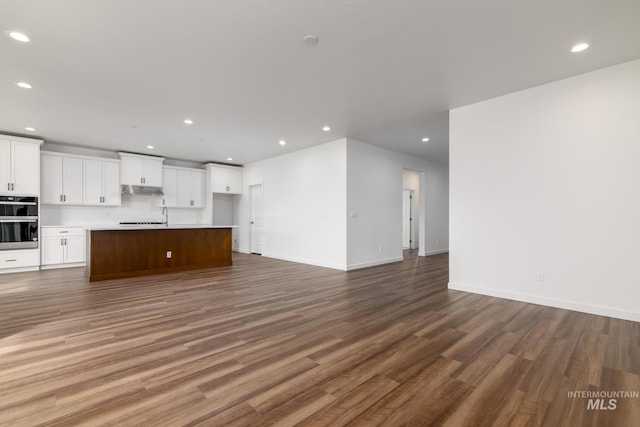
[0,196,39,250]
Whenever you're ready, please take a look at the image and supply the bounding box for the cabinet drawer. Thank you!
[0,249,40,269]
[41,226,85,237]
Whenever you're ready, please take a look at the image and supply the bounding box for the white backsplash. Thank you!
[40,195,205,227]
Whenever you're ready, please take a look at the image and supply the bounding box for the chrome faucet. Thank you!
[162,206,169,227]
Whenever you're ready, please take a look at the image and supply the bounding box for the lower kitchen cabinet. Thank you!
[0,249,40,272]
[41,226,86,268]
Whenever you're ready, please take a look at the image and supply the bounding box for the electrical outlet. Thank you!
[537,272,544,282]
[166,251,172,259]
[379,244,383,253]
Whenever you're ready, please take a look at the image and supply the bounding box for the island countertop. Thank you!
[85,224,238,231]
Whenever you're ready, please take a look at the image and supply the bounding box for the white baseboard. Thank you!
[40,262,86,270]
[448,281,640,322]
[0,266,40,274]
[419,249,449,257]
[261,252,347,271]
[346,256,403,271]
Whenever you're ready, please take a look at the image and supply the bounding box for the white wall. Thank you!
[41,195,202,226]
[346,138,449,269]
[236,139,348,269]
[449,59,640,322]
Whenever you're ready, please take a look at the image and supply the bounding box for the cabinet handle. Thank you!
[63,195,66,202]
[226,185,230,192]
[5,259,17,262]
[11,183,14,191]
[60,238,64,246]
[7,183,9,191]
[190,200,194,206]
[59,231,69,233]
[64,238,67,245]
[60,194,63,202]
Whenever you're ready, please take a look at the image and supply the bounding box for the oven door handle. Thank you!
[0,218,38,222]
[0,201,37,205]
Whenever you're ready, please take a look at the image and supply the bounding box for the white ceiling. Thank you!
[1,0,639,166]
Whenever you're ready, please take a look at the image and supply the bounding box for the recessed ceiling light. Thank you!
[146,145,154,149]
[279,140,286,146]
[25,127,35,132]
[421,137,430,143]
[303,34,319,45]
[227,157,233,161]
[571,42,590,53]
[17,81,32,89]
[184,119,193,124]
[322,126,331,132]
[5,30,30,43]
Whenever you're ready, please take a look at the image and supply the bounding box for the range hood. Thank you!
[121,185,164,196]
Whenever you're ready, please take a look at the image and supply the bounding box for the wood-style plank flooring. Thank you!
[0,251,638,426]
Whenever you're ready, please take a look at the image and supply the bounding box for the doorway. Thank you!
[402,190,414,249]
[249,183,263,255]
[402,169,420,253]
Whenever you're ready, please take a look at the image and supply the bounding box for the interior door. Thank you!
[249,184,263,254]
[402,190,413,249]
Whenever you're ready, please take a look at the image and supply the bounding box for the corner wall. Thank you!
[346,138,449,269]
[236,139,348,270]
[449,59,640,321]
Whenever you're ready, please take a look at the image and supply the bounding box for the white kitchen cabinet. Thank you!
[83,159,121,206]
[0,135,43,196]
[41,154,83,205]
[41,226,85,267]
[119,153,164,187]
[161,167,177,207]
[0,249,40,271]
[208,164,242,194]
[162,166,204,208]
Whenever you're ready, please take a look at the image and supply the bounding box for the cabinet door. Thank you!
[142,158,163,187]
[41,237,64,265]
[210,167,227,193]
[64,236,85,263]
[101,161,121,206]
[190,170,204,207]
[11,141,40,195]
[83,159,103,205]
[226,168,243,194]
[0,139,10,194]
[162,168,177,207]
[63,157,84,204]
[41,155,63,204]
[121,156,143,185]
[175,169,191,207]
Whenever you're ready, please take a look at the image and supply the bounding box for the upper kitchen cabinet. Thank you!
[207,164,242,194]
[83,159,121,206]
[41,153,84,205]
[119,152,164,187]
[0,135,43,196]
[162,166,204,208]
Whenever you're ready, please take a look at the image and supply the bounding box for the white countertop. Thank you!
[84,224,238,231]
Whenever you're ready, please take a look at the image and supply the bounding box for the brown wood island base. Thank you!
[86,227,232,281]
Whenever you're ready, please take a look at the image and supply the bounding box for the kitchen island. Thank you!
[86,225,234,282]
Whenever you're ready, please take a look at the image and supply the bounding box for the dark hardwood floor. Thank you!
[0,251,638,426]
